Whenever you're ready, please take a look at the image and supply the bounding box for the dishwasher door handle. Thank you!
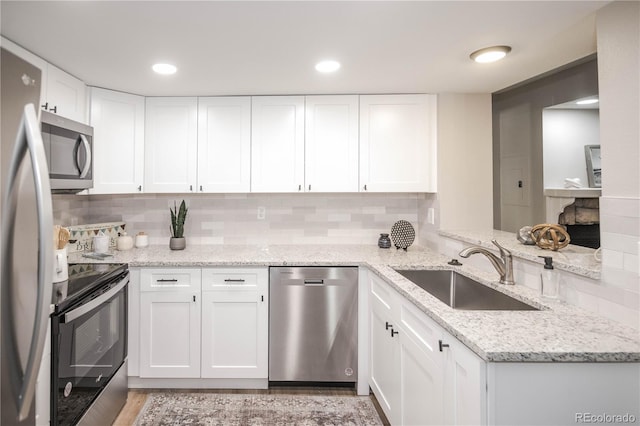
[304,279,324,286]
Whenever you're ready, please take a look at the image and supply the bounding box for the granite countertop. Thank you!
[67,244,639,363]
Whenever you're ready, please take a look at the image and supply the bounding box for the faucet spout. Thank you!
[458,239,515,285]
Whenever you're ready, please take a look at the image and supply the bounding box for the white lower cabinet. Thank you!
[368,271,485,426]
[139,268,201,378]
[136,267,268,384]
[201,268,268,378]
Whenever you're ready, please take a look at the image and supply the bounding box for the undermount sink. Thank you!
[394,269,539,311]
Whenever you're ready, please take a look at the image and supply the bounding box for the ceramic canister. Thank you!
[135,232,149,248]
[117,232,134,250]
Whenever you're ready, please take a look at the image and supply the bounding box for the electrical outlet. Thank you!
[427,208,435,225]
[257,206,266,220]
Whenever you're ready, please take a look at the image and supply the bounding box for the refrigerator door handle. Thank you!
[1,104,53,421]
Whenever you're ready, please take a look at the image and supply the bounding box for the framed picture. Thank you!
[584,145,601,188]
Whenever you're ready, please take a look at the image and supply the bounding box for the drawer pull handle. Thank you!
[193,295,196,302]
[439,340,450,352]
[157,279,178,282]
[224,279,245,283]
[385,321,393,330]
[304,279,324,286]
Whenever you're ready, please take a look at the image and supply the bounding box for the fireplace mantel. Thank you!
[544,188,601,223]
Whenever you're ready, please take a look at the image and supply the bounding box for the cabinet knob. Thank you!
[137,185,142,192]
[385,321,393,330]
[298,184,302,191]
[193,295,196,302]
[308,184,311,191]
[439,340,450,352]
[190,185,193,192]
[51,105,57,113]
[364,184,368,191]
[41,102,48,110]
[200,185,203,191]
[391,329,399,337]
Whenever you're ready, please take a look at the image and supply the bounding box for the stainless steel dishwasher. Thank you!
[269,266,358,383]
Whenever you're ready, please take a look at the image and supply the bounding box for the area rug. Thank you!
[134,392,384,425]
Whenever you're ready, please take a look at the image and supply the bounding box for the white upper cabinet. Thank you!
[197,97,251,192]
[1,37,87,123]
[360,94,437,192]
[304,95,359,192]
[251,96,305,192]
[44,64,87,123]
[144,97,198,193]
[89,88,145,194]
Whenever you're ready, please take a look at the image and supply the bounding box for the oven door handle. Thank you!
[63,276,129,323]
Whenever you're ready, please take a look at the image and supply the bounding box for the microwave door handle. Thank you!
[76,134,91,178]
[1,104,53,421]
[63,276,128,323]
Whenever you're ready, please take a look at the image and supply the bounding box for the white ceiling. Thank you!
[0,1,608,97]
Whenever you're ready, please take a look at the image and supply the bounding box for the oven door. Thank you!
[51,275,128,426]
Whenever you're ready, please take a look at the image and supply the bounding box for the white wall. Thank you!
[542,109,600,188]
[596,0,640,329]
[436,93,493,230]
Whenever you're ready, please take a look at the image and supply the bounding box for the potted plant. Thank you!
[169,200,188,250]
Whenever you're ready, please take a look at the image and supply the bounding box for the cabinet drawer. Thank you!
[201,267,267,292]
[400,298,443,364]
[369,272,399,313]
[140,268,201,292]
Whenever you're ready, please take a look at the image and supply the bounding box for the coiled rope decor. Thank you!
[530,223,571,251]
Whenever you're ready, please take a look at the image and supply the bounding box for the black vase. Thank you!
[378,233,392,249]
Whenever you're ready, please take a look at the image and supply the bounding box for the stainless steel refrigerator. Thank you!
[1,47,53,425]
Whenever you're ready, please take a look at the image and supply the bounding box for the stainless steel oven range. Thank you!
[51,263,128,426]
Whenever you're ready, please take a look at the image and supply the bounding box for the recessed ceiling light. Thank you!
[152,63,177,75]
[469,46,512,63]
[315,60,341,73]
[576,98,599,105]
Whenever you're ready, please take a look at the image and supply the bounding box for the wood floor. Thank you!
[113,387,390,425]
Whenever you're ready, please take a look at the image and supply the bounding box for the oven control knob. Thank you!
[64,382,73,398]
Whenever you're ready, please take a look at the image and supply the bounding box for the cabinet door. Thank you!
[305,95,359,192]
[251,96,305,192]
[197,97,251,192]
[443,335,486,425]
[45,63,87,123]
[201,268,268,378]
[139,291,200,378]
[398,301,445,426]
[360,94,437,192]
[144,97,198,192]
[90,87,145,194]
[369,276,401,424]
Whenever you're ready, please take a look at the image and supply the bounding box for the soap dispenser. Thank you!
[539,256,559,299]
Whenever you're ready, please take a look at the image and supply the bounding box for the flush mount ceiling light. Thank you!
[576,98,599,105]
[152,63,177,75]
[315,60,341,73]
[469,46,512,63]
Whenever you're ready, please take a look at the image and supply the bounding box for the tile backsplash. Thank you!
[54,193,424,247]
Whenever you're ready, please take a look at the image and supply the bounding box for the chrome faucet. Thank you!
[458,239,515,285]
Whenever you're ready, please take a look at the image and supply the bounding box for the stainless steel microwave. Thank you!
[41,110,93,193]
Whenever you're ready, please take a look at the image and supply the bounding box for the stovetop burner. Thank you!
[52,263,128,312]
